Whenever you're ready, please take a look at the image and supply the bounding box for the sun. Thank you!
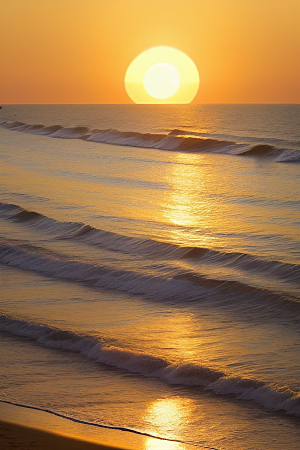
[125,46,199,104]
[143,62,181,99]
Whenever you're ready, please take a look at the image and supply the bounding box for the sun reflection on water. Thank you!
[144,397,193,450]
[145,439,187,450]
[159,152,222,248]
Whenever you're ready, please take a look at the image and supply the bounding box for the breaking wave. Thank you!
[2,121,300,162]
[1,234,300,321]
[1,313,299,417]
[1,202,300,290]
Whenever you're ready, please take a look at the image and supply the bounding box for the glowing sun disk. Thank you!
[143,63,181,99]
[125,46,200,104]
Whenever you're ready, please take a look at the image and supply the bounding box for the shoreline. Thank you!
[0,401,200,450]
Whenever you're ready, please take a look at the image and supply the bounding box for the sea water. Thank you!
[0,104,299,450]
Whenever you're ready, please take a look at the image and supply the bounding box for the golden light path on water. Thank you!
[144,398,194,450]
[159,152,222,247]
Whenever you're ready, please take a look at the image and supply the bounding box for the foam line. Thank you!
[0,400,207,449]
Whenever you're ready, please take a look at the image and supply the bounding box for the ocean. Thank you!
[0,104,299,450]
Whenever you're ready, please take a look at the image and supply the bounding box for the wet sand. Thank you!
[0,420,124,450]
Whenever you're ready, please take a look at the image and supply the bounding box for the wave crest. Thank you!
[2,121,299,162]
[1,314,299,417]
[1,202,300,290]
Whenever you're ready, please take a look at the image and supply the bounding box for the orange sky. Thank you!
[0,0,299,104]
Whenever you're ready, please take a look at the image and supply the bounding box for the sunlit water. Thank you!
[0,105,300,450]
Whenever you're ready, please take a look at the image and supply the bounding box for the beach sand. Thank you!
[0,402,146,450]
[0,420,124,450]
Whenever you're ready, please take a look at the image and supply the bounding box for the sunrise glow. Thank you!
[0,0,299,104]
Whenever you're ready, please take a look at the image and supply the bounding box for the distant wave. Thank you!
[1,313,299,417]
[1,202,300,289]
[1,121,300,163]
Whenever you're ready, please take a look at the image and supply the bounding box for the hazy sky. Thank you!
[0,0,299,104]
